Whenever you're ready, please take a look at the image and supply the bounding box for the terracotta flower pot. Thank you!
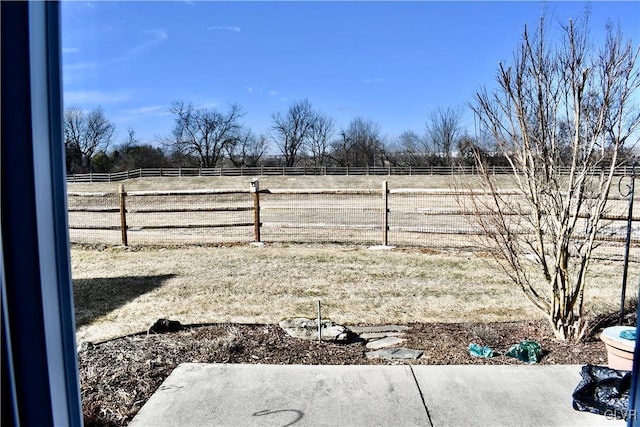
[600,326,636,371]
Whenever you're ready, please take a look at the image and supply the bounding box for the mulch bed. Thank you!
[79,318,631,426]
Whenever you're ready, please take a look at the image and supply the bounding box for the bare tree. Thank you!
[167,101,244,168]
[392,130,427,166]
[331,117,384,167]
[329,131,355,167]
[306,112,335,167]
[469,14,640,341]
[121,127,139,150]
[426,106,463,166]
[64,106,115,173]
[271,99,317,167]
[226,130,268,167]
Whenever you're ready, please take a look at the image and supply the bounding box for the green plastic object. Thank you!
[620,329,636,341]
[505,340,543,364]
[469,342,494,358]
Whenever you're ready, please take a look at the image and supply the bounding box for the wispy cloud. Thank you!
[245,85,278,96]
[362,77,386,84]
[62,61,100,85]
[62,47,80,54]
[64,90,130,105]
[118,29,168,61]
[115,105,171,122]
[134,29,168,52]
[144,29,169,44]
[208,26,241,33]
[63,61,99,72]
[126,105,168,115]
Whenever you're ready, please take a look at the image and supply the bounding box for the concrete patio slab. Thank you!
[130,363,627,427]
[412,365,625,427]
[130,363,431,427]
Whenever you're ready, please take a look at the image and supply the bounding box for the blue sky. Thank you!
[61,1,640,150]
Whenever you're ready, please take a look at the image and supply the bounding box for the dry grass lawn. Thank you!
[72,243,635,344]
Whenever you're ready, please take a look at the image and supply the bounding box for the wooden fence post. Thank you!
[382,180,389,246]
[119,184,128,246]
[251,180,261,242]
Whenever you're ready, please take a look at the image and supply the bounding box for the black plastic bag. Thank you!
[572,365,631,420]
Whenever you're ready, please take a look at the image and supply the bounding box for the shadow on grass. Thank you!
[73,274,175,328]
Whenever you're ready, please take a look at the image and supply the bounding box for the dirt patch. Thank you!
[79,319,618,426]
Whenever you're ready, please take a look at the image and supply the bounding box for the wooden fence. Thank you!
[66,165,639,183]
[67,181,640,259]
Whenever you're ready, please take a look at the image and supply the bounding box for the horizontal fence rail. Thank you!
[66,165,639,183]
[67,181,640,263]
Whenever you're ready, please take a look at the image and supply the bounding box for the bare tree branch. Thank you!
[271,99,317,167]
[426,106,464,166]
[167,101,244,168]
[64,106,115,173]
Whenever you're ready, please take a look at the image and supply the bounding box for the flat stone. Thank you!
[366,336,405,349]
[349,325,410,334]
[359,332,404,340]
[77,341,94,353]
[368,245,397,251]
[366,348,424,360]
[279,317,349,342]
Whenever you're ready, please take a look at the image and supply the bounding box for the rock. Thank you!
[359,331,404,340]
[365,336,405,349]
[349,325,410,334]
[366,348,423,360]
[279,318,350,342]
[77,341,94,353]
[149,318,184,334]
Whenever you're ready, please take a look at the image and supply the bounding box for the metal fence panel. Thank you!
[66,184,640,262]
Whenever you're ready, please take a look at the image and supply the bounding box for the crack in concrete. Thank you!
[409,365,433,427]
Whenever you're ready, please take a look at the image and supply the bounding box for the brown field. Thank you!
[66,174,494,192]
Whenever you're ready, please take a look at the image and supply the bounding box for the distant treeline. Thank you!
[64,101,635,175]
[64,102,522,174]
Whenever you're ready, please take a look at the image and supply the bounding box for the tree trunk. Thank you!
[549,310,586,341]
